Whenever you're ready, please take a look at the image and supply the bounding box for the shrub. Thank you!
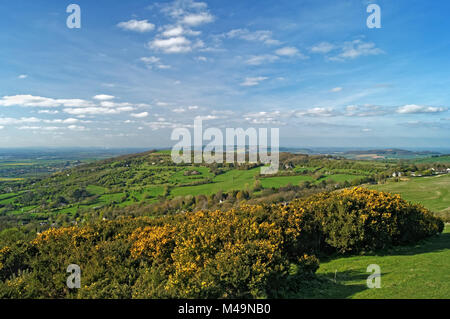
[290,187,444,253]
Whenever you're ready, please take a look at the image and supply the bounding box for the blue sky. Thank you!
[0,0,449,148]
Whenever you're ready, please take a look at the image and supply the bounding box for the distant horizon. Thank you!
[0,145,449,153]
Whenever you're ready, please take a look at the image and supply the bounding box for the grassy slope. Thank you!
[260,175,313,188]
[368,174,450,213]
[171,167,260,196]
[296,225,450,299]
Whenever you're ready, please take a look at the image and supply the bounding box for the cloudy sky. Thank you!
[0,0,449,148]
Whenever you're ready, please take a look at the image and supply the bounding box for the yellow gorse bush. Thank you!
[32,227,96,247]
[287,187,444,252]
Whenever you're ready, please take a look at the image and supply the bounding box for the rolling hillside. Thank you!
[368,174,450,219]
[0,150,379,228]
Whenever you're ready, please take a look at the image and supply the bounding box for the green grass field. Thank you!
[260,175,313,188]
[171,167,260,196]
[296,225,450,299]
[368,174,450,214]
[320,174,365,183]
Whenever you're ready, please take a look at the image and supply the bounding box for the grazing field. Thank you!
[321,174,366,183]
[368,174,450,214]
[260,175,313,188]
[298,225,450,299]
[171,167,260,196]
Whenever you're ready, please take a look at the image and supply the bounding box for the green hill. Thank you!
[368,174,450,220]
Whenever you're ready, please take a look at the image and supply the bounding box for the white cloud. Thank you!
[117,19,155,32]
[99,101,132,108]
[240,77,268,87]
[161,0,208,17]
[68,125,87,131]
[310,40,384,61]
[149,1,213,54]
[330,87,343,93]
[329,40,384,61]
[244,111,284,125]
[149,36,192,53]
[44,118,80,124]
[18,126,59,131]
[162,26,185,37]
[131,112,149,118]
[44,118,79,124]
[63,106,134,115]
[93,94,115,101]
[181,12,214,26]
[296,107,337,117]
[38,110,59,114]
[65,118,80,124]
[140,56,171,69]
[245,55,279,65]
[140,56,160,64]
[173,108,186,113]
[160,0,213,25]
[162,25,201,38]
[18,74,28,79]
[310,42,335,54]
[345,105,387,117]
[145,121,179,131]
[225,29,280,45]
[0,95,94,108]
[117,106,135,112]
[396,104,448,114]
[192,39,205,49]
[0,117,41,125]
[275,46,303,57]
[195,115,218,120]
[57,99,94,107]
[0,126,4,130]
